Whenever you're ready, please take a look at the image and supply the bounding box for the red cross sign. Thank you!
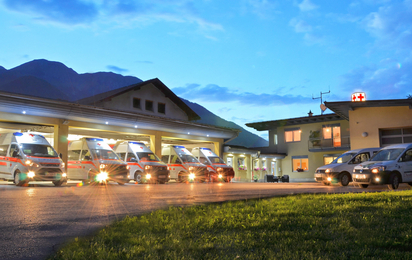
[351,92,366,102]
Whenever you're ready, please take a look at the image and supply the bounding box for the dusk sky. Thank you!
[1,0,412,140]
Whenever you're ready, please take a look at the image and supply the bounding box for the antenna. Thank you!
[312,87,330,115]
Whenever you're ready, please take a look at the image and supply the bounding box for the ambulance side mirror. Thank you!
[130,158,137,162]
[59,153,63,159]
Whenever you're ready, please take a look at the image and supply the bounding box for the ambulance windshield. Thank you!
[209,156,225,164]
[179,154,199,163]
[91,149,120,160]
[136,152,160,162]
[21,144,58,157]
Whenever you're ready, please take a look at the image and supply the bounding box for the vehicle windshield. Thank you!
[209,156,225,164]
[370,148,404,161]
[136,152,160,162]
[178,153,199,163]
[20,144,58,157]
[331,152,356,164]
[91,149,120,160]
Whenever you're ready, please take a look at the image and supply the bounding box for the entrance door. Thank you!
[271,161,276,175]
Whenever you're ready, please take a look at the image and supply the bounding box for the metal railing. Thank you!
[308,136,350,151]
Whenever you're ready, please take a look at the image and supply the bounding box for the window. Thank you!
[292,156,308,172]
[80,150,91,161]
[226,157,233,166]
[380,128,412,146]
[161,155,169,164]
[133,98,141,109]
[273,134,278,145]
[198,156,210,165]
[0,145,8,156]
[254,160,259,171]
[158,103,166,114]
[285,128,301,143]
[323,124,341,147]
[145,100,153,111]
[9,144,19,157]
[126,153,137,162]
[68,150,81,161]
[238,157,246,170]
[323,154,339,165]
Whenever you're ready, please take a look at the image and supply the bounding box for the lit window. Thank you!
[292,157,308,172]
[285,129,301,143]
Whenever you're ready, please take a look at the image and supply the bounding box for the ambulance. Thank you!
[0,132,66,186]
[67,138,129,184]
[314,148,380,186]
[191,147,234,182]
[113,141,169,184]
[161,145,208,182]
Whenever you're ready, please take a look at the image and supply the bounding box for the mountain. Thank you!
[0,59,143,101]
[0,59,268,147]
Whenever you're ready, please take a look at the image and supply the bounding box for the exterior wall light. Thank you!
[362,132,368,137]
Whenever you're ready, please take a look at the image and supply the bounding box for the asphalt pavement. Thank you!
[0,180,410,260]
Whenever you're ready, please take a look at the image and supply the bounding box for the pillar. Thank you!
[54,120,69,171]
[150,133,162,159]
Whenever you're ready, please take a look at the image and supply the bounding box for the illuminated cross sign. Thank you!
[352,92,366,102]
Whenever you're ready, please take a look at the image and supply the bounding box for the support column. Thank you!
[213,141,222,157]
[54,120,69,171]
[150,133,162,159]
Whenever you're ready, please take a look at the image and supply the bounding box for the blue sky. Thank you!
[1,0,412,140]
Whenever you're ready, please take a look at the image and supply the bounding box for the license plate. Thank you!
[47,172,57,176]
[158,175,166,178]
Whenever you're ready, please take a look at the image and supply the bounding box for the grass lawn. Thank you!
[50,190,412,260]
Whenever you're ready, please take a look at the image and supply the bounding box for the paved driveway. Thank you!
[0,181,410,260]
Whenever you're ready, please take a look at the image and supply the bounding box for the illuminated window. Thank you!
[285,128,301,143]
[323,124,341,147]
[292,156,308,172]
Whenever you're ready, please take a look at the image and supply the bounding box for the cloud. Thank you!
[298,0,318,12]
[242,0,279,18]
[1,0,223,33]
[172,83,314,106]
[289,18,312,33]
[3,0,99,25]
[339,56,412,99]
[106,65,129,73]
[361,0,412,49]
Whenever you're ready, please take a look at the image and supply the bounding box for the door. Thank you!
[271,161,276,176]
[67,149,82,179]
[399,149,412,182]
[0,144,9,175]
[7,144,21,174]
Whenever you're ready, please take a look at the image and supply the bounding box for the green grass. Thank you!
[50,190,412,260]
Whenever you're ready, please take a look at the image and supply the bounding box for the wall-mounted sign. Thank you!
[352,92,366,102]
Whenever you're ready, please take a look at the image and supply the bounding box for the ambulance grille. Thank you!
[40,163,60,167]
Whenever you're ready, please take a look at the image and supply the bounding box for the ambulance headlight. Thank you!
[27,171,35,178]
[126,165,130,170]
[62,173,67,178]
[146,173,152,180]
[218,174,223,178]
[100,164,106,169]
[189,166,194,171]
[327,177,332,182]
[25,160,32,165]
[189,173,196,180]
[145,165,152,170]
[61,162,65,168]
[217,167,223,172]
[96,172,108,182]
[375,177,380,182]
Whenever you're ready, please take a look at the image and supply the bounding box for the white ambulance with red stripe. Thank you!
[113,141,170,184]
[191,147,235,182]
[67,138,129,185]
[161,145,208,182]
[0,132,66,186]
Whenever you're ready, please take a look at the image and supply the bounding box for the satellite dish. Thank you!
[320,104,327,112]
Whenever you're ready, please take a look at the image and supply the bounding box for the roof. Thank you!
[76,78,200,121]
[246,113,343,131]
[325,99,412,120]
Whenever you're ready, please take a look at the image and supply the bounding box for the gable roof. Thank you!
[246,113,343,131]
[76,78,200,121]
[325,99,412,120]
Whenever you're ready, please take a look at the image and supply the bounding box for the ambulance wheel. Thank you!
[53,180,66,187]
[388,173,400,190]
[158,180,165,184]
[359,184,369,188]
[14,170,27,186]
[178,172,187,183]
[338,173,350,186]
[134,172,143,184]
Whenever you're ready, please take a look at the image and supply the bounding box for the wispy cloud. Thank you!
[173,83,314,106]
[1,0,223,34]
[107,65,129,73]
[297,0,318,12]
[242,0,279,19]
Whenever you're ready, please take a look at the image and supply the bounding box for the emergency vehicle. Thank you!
[191,147,234,182]
[67,138,129,185]
[353,143,412,190]
[314,148,380,186]
[161,145,208,182]
[113,141,169,184]
[0,132,66,186]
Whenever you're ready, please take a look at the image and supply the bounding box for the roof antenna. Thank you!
[312,87,330,115]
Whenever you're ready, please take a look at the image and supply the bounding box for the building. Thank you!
[246,112,350,182]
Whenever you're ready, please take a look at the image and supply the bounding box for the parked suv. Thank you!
[314,148,380,186]
[353,143,412,190]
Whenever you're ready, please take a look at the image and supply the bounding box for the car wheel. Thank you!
[359,184,369,188]
[388,173,400,190]
[53,180,66,186]
[134,172,143,184]
[339,173,350,186]
[14,170,26,186]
